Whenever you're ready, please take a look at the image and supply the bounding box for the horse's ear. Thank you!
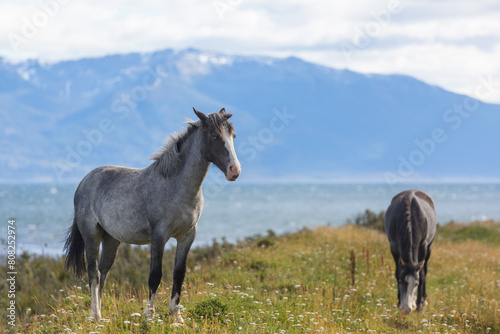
[416,260,425,273]
[219,108,233,119]
[193,107,209,127]
[398,258,406,268]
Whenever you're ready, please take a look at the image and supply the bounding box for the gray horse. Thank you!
[384,190,436,314]
[64,108,241,322]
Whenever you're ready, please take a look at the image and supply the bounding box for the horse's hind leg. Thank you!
[98,232,121,300]
[169,227,196,323]
[82,223,104,321]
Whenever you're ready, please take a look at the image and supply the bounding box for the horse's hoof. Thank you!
[175,315,184,324]
[169,305,184,323]
[89,314,101,322]
[171,320,184,327]
[416,299,428,311]
[170,311,184,324]
[144,305,155,318]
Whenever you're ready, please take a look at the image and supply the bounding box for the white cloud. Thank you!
[1,0,499,102]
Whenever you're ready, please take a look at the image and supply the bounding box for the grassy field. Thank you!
[1,220,499,333]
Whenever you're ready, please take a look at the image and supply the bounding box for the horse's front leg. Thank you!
[144,235,167,319]
[417,247,432,311]
[169,226,196,324]
[390,250,401,307]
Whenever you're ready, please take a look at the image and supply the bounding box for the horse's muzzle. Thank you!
[400,303,416,315]
[226,161,241,181]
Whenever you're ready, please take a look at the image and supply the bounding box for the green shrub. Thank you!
[190,297,228,320]
[439,223,500,246]
[256,238,275,248]
[347,209,385,232]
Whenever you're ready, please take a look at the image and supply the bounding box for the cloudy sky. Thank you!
[1,0,499,103]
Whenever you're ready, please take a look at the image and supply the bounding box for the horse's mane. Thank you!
[151,119,200,178]
[400,193,417,265]
[151,112,234,178]
[404,195,413,242]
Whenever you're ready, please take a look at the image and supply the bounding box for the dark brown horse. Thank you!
[384,190,436,314]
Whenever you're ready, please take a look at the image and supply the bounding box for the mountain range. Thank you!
[1,48,499,183]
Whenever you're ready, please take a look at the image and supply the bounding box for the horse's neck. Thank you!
[144,129,210,202]
[144,129,208,200]
[176,130,210,196]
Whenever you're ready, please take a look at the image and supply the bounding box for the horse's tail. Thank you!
[64,217,86,277]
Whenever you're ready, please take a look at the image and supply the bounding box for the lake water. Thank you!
[1,183,500,256]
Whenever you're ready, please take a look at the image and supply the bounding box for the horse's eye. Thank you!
[212,135,218,140]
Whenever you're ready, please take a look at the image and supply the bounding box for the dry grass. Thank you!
[1,222,499,333]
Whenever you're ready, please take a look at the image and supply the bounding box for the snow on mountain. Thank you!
[1,48,499,183]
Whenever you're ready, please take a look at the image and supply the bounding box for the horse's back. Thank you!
[73,165,154,243]
[385,190,436,245]
[75,165,141,204]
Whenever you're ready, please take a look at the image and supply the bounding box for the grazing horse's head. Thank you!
[398,258,424,314]
[194,107,241,181]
